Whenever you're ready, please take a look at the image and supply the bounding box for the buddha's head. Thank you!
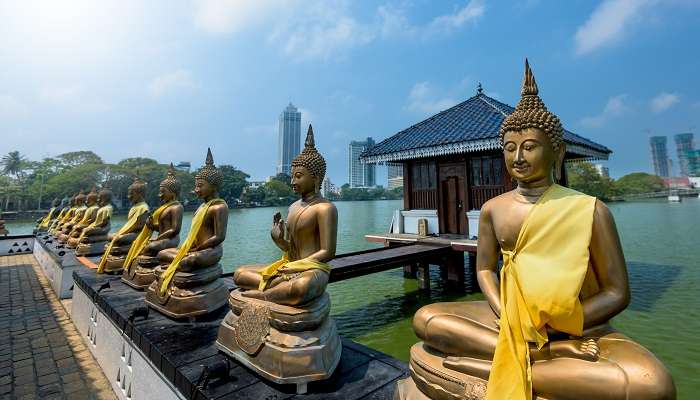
[75,190,86,206]
[98,183,113,207]
[86,186,99,206]
[159,163,181,203]
[499,59,565,185]
[291,125,326,196]
[60,196,70,208]
[128,174,147,204]
[51,198,61,208]
[194,148,223,200]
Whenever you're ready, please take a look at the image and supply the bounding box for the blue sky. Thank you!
[1,0,698,184]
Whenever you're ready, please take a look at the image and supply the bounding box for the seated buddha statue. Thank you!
[145,149,229,318]
[66,187,101,249]
[396,60,675,400]
[122,164,184,289]
[96,177,150,274]
[46,195,76,242]
[35,198,61,234]
[56,191,87,246]
[75,185,114,256]
[216,126,341,394]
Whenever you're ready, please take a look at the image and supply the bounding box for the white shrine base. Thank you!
[32,239,80,299]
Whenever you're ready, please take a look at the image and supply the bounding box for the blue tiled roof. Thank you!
[361,94,611,162]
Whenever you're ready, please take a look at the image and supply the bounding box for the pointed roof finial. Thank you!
[305,124,315,148]
[477,82,483,95]
[205,147,214,166]
[522,58,539,96]
[168,162,176,177]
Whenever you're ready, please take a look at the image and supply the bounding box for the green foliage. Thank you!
[613,172,666,194]
[56,151,103,168]
[1,151,27,177]
[567,163,615,200]
[337,184,403,201]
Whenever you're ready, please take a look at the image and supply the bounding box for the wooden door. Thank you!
[439,163,467,235]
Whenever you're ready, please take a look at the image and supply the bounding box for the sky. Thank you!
[1,0,699,184]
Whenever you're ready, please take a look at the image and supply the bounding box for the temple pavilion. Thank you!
[361,86,611,238]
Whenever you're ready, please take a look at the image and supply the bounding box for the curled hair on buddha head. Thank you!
[499,59,564,151]
[195,148,224,188]
[160,163,181,196]
[129,171,147,195]
[87,186,99,203]
[99,182,113,201]
[291,125,326,187]
[75,190,86,204]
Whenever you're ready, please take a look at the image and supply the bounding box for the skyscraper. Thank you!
[348,137,376,188]
[674,133,694,177]
[277,103,301,176]
[649,136,670,177]
[387,163,404,190]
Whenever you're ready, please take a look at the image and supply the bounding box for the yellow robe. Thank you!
[97,202,149,273]
[486,184,596,400]
[77,204,113,243]
[38,207,57,229]
[257,253,331,291]
[159,199,225,295]
[122,200,178,272]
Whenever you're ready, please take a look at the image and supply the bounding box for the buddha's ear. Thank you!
[554,142,566,182]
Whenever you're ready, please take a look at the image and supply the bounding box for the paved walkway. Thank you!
[0,254,116,400]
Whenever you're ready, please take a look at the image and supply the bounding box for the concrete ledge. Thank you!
[33,238,81,299]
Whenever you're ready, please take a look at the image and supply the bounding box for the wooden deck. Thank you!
[72,267,408,399]
[365,233,477,253]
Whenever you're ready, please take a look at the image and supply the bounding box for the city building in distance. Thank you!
[674,132,694,177]
[174,161,191,172]
[388,163,404,190]
[348,137,376,188]
[594,163,610,178]
[649,136,670,177]
[277,103,301,176]
[321,177,339,197]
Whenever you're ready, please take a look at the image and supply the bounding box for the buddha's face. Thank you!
[159,186,176,203]
[86,194,98,206]
[291,166,317,196]
[127,187,144,204]
[98,193,111,206]
[75,195,86,206]
[503,128,562,184]
[194,178,217,200]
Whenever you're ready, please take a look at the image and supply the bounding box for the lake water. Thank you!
[6,198,700,398]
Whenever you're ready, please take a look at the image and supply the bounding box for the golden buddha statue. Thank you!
[66,187,100,249]
[46,195,76,240]
[56,190,87,245]
[145,149,229,318]
[96,176,149,274]
[75,185,114,256]
[216,125,340,394]
[122,164,184,290]
[35,198,61,234]
[396,60,675,400]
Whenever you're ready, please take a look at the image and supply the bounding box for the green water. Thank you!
[7,198,700,398]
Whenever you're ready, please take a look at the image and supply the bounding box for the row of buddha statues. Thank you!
[34,60,675,399]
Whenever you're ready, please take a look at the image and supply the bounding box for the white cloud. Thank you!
[0,94,28,120]
[650,92,680,113]
[38,85,110,113]
[407,82,458,115]
[192,0,485,61]
[580,94,628,127]
[574,0,654,56]
[147,70,199,98]
[427,0,485,35]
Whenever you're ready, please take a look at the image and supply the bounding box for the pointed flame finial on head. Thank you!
[521,58,539,96]
[206,147,214,166]
[305,124,315,148]
[168,162,176,178]
[161,162,181,195]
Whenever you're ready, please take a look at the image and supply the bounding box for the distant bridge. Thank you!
[610,188,700,201]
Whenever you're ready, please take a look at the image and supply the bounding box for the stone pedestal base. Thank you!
[216,290,341,391]
[75,241,107,257]
[395,343,486,400]
[145,264,228,319]
[121,255,159,290]
[101,254,126,274]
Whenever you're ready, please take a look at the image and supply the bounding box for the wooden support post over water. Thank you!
[445,251,465,287]
[417,262,430,290]
[403,263,417,278]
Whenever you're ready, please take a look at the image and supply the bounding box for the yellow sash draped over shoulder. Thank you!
[158,199,225,295]
[486,184,596,400]
[123,200,178,272]
[257,253,331,291]
[77,204,113,243]
[75,205,99,228]
[97,202,149,273]
[39,207,57,229]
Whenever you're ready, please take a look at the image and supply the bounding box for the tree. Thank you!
[567,163,614,200]
[217,165,250,203]
[1,151,26,178]
[117,157,159,170]
[613,173,666,195]
[56,151,103,169]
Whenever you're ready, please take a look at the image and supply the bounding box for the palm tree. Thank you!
[1,151,26,178]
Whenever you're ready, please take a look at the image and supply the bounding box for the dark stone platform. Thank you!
[73,266,408,399]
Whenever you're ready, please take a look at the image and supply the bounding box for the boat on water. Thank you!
[668,190,682,202]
